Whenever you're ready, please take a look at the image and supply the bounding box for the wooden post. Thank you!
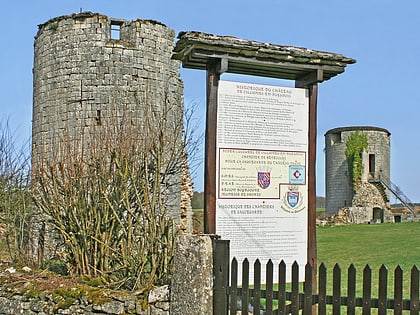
[307,82,318,288]
[204,59,221,234]
[296,69,322,293]
[307,82,318,264]
[213,238,230,315]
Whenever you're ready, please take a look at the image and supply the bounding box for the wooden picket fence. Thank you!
[213,241,420,315]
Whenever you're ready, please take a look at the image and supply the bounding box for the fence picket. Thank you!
[394,265,403,315]
[242,259,249,315]
[347,264,356,315]
[265,260,274,315]
[362,265,372,315]
[230,258,238,314]
[303,263,313,315]
[333,263,341,315]
[213,239,229,315]
[378,264,388,315]
[291,262,300,315]
[410,266,419,315]
[277,260,287,315]
[219,259,420,315]
[253,259,261,315]
[318,263,327,315]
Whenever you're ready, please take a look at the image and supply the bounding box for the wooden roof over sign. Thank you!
[172,31,356,83]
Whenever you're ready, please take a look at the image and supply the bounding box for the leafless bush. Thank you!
[183,100,204,179]
[32,88,186,291]
[0,119,32,262]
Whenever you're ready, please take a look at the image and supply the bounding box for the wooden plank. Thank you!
[296,69,324,86]
[378,264,388,315]
[213,239,230,315]
[291,261,300,315]
[303,263,314,315]
[242,258,250,314]
[265,260,274,315]
[204,60,220,234]
[318,263,327,315]
[253,259,261,315]
[307,82,318,290]
[362,265,372,315]
[230,258,238,314]
[332,264,341,315]
[394,265,403,315]
[410,266,419,315]
[347,264,356,315]
[186,49,346,81]
[278,260,287,315]
[295,77,318,292]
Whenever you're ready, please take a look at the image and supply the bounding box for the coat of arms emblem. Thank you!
[287,191,300,208]
[257,167,271,189]
[281,185,305,213]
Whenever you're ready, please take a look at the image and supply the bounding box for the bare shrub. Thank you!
[32,88,186,291]
[183,100,204,179]
[0,120,32,263]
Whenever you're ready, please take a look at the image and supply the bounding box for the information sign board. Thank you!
[216,80,309,282]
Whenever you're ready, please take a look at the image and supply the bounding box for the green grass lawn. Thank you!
[317,222,420,298]
[317,222,420,270]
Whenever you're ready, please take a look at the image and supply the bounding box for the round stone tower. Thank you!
[32,12,185,222]
[324,126,391,219]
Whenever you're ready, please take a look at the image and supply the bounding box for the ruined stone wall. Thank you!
[0,283,170,315]
[362,129,391,184]
[325,126,391,216]
[0,235,219,315]
[32,12,185,221]
[325,128,354,216]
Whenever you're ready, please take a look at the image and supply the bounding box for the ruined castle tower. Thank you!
[325,126,391,221]
[32,12,188,224]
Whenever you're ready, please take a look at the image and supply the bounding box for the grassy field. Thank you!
[317,222,420,270]
[317,222,420,298]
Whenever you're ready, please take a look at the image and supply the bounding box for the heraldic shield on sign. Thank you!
[287,191,300,207]
[281,185,305,213]
[257,167,271,189]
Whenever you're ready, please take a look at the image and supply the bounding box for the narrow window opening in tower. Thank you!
[110,21,123,40]
[96,110,102,126]
[369,154,375,179]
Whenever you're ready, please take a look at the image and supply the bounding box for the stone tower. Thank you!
[32,12,188,223]
[324,126,391,221]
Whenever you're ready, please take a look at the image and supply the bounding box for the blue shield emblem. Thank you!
[258,172,270,189]
[287,191,300,208]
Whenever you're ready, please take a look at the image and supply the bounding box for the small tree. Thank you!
[345,131,368,190]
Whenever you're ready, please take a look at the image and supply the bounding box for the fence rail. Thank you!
[218,258,420,315]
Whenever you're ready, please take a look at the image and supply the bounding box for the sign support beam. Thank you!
[204,59,222,234]
[296,69,322,291]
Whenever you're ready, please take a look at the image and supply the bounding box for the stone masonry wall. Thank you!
[32,12,186,222]
[0,235,218,315]
[325,126,390,216]
[0,284,170,315]
[325,130,353,215]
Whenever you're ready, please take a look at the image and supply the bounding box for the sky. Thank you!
[1,0,420,202]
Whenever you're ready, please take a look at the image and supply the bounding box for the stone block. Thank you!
[170,235,214,315]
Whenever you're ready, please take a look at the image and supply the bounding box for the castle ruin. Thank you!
[32,12,191,229]
[325,126,392,223]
